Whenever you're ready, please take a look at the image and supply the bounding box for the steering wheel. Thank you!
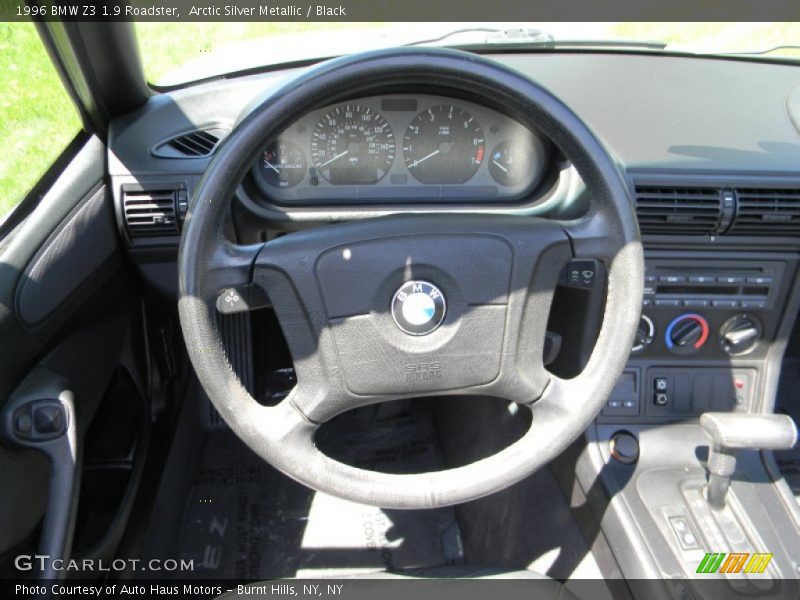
[178,48,643,509]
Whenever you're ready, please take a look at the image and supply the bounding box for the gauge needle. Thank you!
[491,159,508,173]
[264,160,281,174]
[317,150,349,169]
[409,149,440,169]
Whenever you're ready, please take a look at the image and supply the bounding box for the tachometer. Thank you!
[259,140,306,188]
[310,105,395,184]
[403,105,485,184]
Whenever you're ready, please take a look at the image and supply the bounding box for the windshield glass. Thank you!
[136,22,800,86]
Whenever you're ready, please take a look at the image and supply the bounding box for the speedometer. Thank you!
[403,105,485,184]
[310,104,395,185]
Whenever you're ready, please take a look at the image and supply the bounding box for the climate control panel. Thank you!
[630,311,764,357]
[602,255,796,423]
[628,258,788,360]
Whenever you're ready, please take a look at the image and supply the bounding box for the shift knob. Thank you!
[700,412,797,509]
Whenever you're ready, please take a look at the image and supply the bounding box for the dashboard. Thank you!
[108,51,800,435]
[250,95,548,205]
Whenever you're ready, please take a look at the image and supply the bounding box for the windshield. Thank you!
[137,22,800,86]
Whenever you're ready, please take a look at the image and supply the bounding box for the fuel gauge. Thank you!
[259,140,307,188]
[488,140,535,187]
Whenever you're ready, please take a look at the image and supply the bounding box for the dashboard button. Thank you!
[740,299,767,309]
[658,275,687,283]
[746,276,773,284]
[654,298,680,307]
[683,299,710,308]
[718,275,745,284]
[688,275,715,284]
[712,299,739,309]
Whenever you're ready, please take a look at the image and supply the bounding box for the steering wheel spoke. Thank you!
[196,240,263,297]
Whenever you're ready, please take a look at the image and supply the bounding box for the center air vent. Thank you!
[728,188,800,236]
[151,127,227,159]
[634,185,723,235]
[122,183,187,238]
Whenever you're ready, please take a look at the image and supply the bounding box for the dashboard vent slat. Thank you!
[151,127,227,159]
[122,186,182,238]
[634,185,723,235]
[728,188,800,236]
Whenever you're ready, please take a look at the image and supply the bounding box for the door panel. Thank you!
[0,135,142,558]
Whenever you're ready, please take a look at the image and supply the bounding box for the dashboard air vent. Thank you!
[122,184,186,238]
[728,188,800,236]
[634,185,723,235]
[151,127,227,159]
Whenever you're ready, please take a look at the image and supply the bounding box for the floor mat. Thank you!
[147,402,463,579]
[776,358,800,497]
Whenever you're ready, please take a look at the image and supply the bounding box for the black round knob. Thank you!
[665,314,709,355]
[671,320,703,347]
[719,315,762,355]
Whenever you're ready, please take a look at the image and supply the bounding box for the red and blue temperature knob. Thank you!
[665,314,709,354]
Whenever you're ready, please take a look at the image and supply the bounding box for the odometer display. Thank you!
[310,105,395,185]
[403,105,485,184]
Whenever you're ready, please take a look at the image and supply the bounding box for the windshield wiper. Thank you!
[405,27,667,51]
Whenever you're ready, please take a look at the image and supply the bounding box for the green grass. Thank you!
[0,22,81,218]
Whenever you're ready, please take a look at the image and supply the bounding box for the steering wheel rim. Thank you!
[178,47,643,509]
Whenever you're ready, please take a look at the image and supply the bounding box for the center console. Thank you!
[579,244,800,590]
[599,253,798,423]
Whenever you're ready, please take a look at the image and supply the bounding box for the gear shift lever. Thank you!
[699,412,797,509]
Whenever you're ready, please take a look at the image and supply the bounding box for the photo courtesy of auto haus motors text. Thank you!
[1,0,800,599]
[15,583,344,597]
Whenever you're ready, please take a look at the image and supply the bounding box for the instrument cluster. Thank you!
[251,95,549,205]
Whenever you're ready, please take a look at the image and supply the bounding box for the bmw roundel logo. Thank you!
[391,281,446,336]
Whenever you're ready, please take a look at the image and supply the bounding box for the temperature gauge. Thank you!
[259,140,307,188]
[488,140,535,187]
